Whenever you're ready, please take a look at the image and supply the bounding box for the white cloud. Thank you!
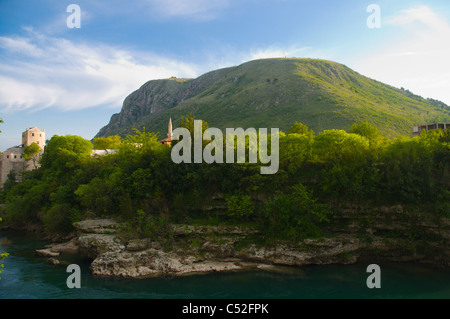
[353,6,450,105]
[0,36,45,58]
[0,28,325,115]
[195,43,329,73]
[0,30,199,113]
[248,45,330,61]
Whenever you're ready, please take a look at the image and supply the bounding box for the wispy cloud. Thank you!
[0,28,199,113]
[385,5,450,32]
[0,24,326,114]
[353,5,450,105]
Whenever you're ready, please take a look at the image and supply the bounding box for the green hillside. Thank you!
[95,58,450,139]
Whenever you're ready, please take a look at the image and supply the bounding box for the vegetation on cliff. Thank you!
[1,117,449,248]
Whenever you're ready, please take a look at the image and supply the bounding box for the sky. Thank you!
[1,0,450,150]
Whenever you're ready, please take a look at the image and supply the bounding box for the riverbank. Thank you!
[26,202,450,279]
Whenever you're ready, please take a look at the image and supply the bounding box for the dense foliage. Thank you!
[1,118,449,243]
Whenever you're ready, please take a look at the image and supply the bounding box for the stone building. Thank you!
[0,126,45,187]
[413,122,449,137]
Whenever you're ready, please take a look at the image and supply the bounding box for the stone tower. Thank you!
[22,126,45,148]
[0,126,45,187]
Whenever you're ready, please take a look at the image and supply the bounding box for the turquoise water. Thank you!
[1,230,449,299]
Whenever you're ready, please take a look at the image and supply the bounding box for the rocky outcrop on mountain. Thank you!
[95,66,234,138]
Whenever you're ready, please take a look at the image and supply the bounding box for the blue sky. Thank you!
[1,0,450,150]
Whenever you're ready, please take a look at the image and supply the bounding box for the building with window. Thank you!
[0,127,45,187]
[413,122,449,137]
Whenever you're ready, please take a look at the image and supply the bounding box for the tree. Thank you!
[22,142,42,170]
[288,121,314,138]
[93,135,121,150]
[349,121,385,149]
[225,193,254,221]
[178,113,209,135]
[40,135,93,171]
[0,118,3,133]
[260,183,331,241]
[439,127,450,143]
[278,132,314,175]
[118,128,162,160]
[313,130,370,164]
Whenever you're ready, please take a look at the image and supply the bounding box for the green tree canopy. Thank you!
[93,135,122,150]
[440,127,450,143]
[22,142,42,169]
[40,135,93,171]
[349,121,385,149]
[288,121,314,137]
[313,130,370,164]
[178,113,209,136]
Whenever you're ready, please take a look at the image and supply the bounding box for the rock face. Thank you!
[90,249,243,278]
[75,219,123,260]
[35,249,60,257]
[73,219,119,234]
[69,203,450,278]
[70,219,369,278]
[33,204,450,279]
[95,67,233,138]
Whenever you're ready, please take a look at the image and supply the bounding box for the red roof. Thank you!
[160,137,172,144]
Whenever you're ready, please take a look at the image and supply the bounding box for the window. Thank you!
[37,141,39,144]
[14,155,17,158]
[6,155,9,159]
[32,133,35,136]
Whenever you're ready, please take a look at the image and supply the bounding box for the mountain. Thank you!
[95,58,450,139]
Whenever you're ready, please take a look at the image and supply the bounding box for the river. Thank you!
[1,230,449,299]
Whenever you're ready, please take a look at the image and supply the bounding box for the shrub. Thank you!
[225,194,254,221]
[119,209,172,241]
[259,183,331,241]
[43,204,80,235]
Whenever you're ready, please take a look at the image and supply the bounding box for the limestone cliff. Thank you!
[34,203,450,279]
[95,66,234,138]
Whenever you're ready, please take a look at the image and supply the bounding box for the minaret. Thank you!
[168,117,173,139]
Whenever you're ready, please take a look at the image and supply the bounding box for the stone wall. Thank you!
[0,149,26,187]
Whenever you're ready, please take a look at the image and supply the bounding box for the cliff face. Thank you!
[34,204,450,279]
[95,58,450,139]
[95,66,234,138]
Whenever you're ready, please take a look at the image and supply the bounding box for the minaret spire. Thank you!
[168,117,173,138]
